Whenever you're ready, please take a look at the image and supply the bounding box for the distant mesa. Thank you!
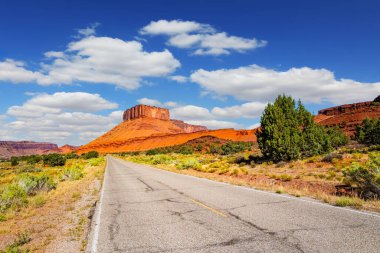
[0,141,58,159]
[123,104,207,133]
[77,104,254,154]
[123,104,170,121]
[315,96,380,136]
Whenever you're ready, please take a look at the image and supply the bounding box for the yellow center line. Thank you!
[190,198,227,218]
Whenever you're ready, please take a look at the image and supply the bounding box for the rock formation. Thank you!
[123,105,170,121]
[77,104,255,154]
[315,98,380,136]
[170,119,207,133]
[0,141,58,159]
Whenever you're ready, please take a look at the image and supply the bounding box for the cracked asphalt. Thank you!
[87,156,380,253]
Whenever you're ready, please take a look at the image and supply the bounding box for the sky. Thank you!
[0,0,379,146]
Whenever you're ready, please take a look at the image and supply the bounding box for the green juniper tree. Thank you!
[256,95,346,161]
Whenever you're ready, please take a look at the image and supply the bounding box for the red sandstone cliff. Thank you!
[170,119,207,133]
[315,99,380,136]
[123,104,170,121]
[0,141,58,159]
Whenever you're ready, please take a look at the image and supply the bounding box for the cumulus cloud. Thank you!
[0,30,180,89]
[140,20,213,35]
[1,92,122,145]
[140,19,267,56]
[137,97,163,107]
[185,120,242,129]
[211,102,266,119]
[169,75,188,83]
[0,59,42,83]
[77,23,100,37]
[191,64,380,104]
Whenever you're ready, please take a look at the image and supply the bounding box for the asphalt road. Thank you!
[87,156,380,253]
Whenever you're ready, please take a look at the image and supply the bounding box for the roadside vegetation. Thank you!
[119,95,380,212]
[0,151,104,252]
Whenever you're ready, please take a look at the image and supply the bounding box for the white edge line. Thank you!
[115,157,380,219]
[89,156,108,253]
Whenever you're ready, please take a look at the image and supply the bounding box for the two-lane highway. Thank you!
[87,156,380,252]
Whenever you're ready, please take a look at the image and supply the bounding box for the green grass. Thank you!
[335,197,363,207]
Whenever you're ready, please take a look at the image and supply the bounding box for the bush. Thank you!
[43,153,66,167]
[17,174,56,196]
[0,184,28,212]
[221,141,252,155]
[81,151,99,159]
[65,152,79,159]
[10,157,19,167]
[256,95,345,161]
[177,146,193,155]
[343,153,380,199]
[151,155,173,165]
[209,144,222,154]
[322,153,343,163]
[146,149,161,155]
[326,126,349,148]
[61,164,84,181]
[355,118,380,145]
[176,158,201,170]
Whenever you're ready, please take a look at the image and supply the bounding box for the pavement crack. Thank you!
[108,203,122,252]
[137,177,155,192]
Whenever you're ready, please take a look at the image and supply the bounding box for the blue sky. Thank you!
[1,0,379,146]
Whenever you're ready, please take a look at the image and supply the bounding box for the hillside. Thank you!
[78,104,255,154]
[315,99,380,136]
[0,141,58,159]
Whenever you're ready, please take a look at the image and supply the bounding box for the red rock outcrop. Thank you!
[315,100,380,136]
[123,105,170,121]
[77,104,254,154]
[0,141,58,159]
[170,119,207,133]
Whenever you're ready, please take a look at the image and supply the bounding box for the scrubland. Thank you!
[0,155,105,253]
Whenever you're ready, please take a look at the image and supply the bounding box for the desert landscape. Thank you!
[1,1,380,252]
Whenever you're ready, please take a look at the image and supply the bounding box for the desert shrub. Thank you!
[17,174,56,196]
[151,155,173,165]
[25,155,42,165]
[1,232,31,253]
[177,145,193,155]
[321,153,343,163]
[176,158,201,170]
[81,151,99,159]
[335,197,363,207]
[42,153,66,167]
[16,166,41,174]
[0,184,28,212]
[256,95,344,161]
[209,144,222,154]
[195,144,203,152]
[65,152,79,159]
[10,157,19,167]
[61,164,84,181]
[146,149,161,155]
[220,141,253,155]
[343,153,380,199]
[326,126,349,148]
[355,118,380,145]
[33,195,46,207]
[87,157,104,166]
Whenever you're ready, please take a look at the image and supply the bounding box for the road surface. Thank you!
[87,156,380,252]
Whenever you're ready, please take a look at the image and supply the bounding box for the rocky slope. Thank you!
[315,98,380,136]
[78,104,254,154]
[0,141,58,159]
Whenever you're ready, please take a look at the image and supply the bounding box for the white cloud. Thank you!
[164,101,178,107]
[185,120,241,129]
[1,92,121,146]
[137,97,163,107]
[0,59,42,83]
[0,34,180,89]
[211,102,266,119]
[248,123,260,129]
[191,64,380,104]
[171,105,213,120]
[170,75,188,83]
[140,19,266,56]
[140,20,213,35]
[77,23,100,37]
